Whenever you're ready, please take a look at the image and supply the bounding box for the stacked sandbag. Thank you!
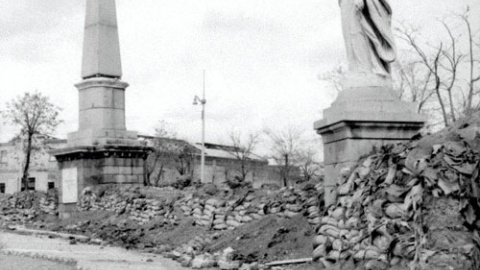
[179,193,267,230]
[251,196,269,220]
[305,195,321,227]
[177,194,194,216]
[169,244,257,270]
[39,190,58,215]
[0,191,45,224]
[217,247,242,270]
[199,198,223,227]
[166,234,215,267]
[77,187,99,211]
[211,200,231,231]
[177,187,325,231]
[312,135,480,270]
[282,188,303,218]
[128,198,178,225]
[77,186,179,225]
[191,198,205,225]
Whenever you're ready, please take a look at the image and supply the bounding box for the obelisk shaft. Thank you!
[81,0,122,79]
[69,0,139,147]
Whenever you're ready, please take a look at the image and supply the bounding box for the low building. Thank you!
[0,135,66,194]
[191,142,271,187]
[140,136,282,188]
[0,135,285,194]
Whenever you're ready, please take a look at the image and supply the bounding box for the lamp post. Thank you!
[193,70,206,183]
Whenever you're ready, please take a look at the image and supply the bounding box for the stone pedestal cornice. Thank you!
[75,77,129,91]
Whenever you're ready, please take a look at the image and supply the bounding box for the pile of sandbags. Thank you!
[305,195,322,227]
[39,189,58,215]
[177,192,270,230]
[166,234,215,267]
[76,187,100,211]
[127,198,178,225]
[7,191,40,209]
[0,208,36,224]
[178,187,325,231]
[312,135,480,270]
[275,186,324,226]
[168,243,261,270]
[77,186,178,225]
[277,188,303,218]
[0,191,48,224]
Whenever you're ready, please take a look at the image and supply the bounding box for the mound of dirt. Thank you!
[206,214,314,264]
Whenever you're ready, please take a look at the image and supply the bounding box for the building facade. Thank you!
[0,136,285,194]
[0,135,66,194]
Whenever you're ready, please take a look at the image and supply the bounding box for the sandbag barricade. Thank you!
[312,137,480,270]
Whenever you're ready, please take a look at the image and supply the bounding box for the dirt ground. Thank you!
[0,231,188,270]
[0,254,76,270]
[205,214,314,263]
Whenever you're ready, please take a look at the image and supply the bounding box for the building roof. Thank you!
[139,135,267,163]
[193,142,267,162]
[0,134,67,147]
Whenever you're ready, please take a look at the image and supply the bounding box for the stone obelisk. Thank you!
[315,1,425,207]
[54,0,150,218]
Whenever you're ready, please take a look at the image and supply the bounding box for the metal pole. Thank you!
[201,70,206,183]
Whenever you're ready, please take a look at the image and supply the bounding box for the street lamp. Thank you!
[193,70,206,183]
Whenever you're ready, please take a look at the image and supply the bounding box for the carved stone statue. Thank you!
[339,0,396,77]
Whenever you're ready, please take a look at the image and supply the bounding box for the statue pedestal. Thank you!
[53,145,150,219]
[314,75,425,206]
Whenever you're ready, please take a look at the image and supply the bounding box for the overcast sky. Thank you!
[0,0,479,155]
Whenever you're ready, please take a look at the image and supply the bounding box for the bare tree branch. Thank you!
[2,92,62,191]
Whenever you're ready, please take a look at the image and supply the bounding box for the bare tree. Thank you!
[144,121,178,186]
[319,64,347,94]
[264,127,302,187]
[396,7,480,126]
[459,8,480,115]
[144,121,198,186]
[393,60,436,113]
[228,130,261,182]
[296,146,322,183]
[2,92,61,191]
[397,23,462,126]
[172,143,197,178]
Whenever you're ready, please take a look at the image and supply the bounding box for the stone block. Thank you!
[132,167,144,175]
[114,174,128,183]
[103,166,119,175]
[101,174,117,184]
[126,175,140,183]
[113,158,127,167]
[118,166,132,175]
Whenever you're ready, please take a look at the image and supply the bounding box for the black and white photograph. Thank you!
[0,0,479,269]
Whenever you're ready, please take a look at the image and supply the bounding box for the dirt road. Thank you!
[0,231,187,270]
[0,254,76,270]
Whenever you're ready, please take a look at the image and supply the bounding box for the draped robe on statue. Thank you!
[339,0,396,77]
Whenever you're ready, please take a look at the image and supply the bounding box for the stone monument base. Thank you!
[315,75,425,206]
[53,145,150,218]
